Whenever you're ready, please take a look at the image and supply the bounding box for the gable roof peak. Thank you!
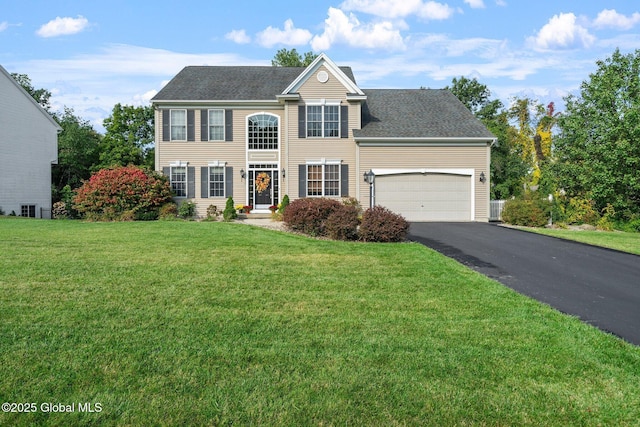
[282,53,364,96]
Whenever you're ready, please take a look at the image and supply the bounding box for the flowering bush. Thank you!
[73,165,173,221]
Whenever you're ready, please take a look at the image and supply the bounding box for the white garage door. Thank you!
[376,173,472,221]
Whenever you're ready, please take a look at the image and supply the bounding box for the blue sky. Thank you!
[2,0,640,131]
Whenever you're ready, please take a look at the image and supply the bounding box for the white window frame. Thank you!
[170,109,187,141]
[306,100,341,138]
[169,161,188,198]
[208,109,225,141]
[306,159,341,197]
[247,112,279,150]
[208,161,226,198]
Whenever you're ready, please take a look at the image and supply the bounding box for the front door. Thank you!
[253,170,273,210]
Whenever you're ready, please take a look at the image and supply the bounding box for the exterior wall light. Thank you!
[479,172,486,183]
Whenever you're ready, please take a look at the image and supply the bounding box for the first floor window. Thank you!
[209,166,225,197]
[170,109,186,141]
[171,166,187,197]
[307,164,340,196]
[21,205,36,218]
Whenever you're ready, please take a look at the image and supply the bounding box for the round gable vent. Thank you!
[317,70,329,83]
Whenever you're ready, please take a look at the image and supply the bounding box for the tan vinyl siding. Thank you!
[358,145,490,221]
[297,65,352,100]
[156,107,285,217]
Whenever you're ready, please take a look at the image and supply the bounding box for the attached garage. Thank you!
[374,169,474,222]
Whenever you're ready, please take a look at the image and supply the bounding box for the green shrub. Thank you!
[158,203,178,220]
[565,197,600,225]
[178,200,197,219]
[283,198,342,236]
[278,194,290,214]
[359,206,409,242]
[326,204,360,241]
[501,199,549,227]
[73,166,172,221]
[223,197,237,222]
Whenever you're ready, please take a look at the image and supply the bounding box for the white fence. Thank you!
[489,200,505,221]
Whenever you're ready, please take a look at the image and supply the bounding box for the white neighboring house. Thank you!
[0,65,61,218]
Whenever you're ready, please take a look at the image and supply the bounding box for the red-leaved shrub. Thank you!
[359,205,409,242]
[73,166,173,221]
[326,204,360,241]
[283,198,342,236]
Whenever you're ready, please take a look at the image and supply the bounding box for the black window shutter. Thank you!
[162,110,170,141]
[201,167,209,198]
[201,110,208,141]
[341,164,349,196]
[162,166,170,177]
[298,105,306,139]
[187,110,195,141]
[298,164,307,198]
[340,105,349,139]
[225,110,233,141]
[225,166,233,197]
[187,167,195,198]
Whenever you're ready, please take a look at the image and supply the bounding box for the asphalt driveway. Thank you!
[409,222,640,346]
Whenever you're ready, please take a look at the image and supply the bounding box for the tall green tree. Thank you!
[52,108,102,200]
[11,73,52,111]
[98,104,154,169]
[554,48,640,219]
[446,77,528,199]
[271,48,318,67]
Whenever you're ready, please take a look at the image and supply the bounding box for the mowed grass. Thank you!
[522,227,640,255]
[1,218,640,426]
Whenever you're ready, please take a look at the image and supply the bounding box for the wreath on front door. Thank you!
[255,172,270,193]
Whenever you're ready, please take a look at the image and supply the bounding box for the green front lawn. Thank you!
[522,227,640,255]
[1,218,639,426]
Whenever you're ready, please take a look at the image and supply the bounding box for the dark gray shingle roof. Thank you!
[354,89,495,139]
[152,66,356,101]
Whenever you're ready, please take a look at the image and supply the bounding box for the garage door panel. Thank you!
[376,173,471,221]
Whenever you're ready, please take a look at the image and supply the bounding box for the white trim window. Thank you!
[208,109,224,141]
[170,109,187,141]
[307,102,340,138]
[247,113,279,150]
[307,162,340,196]
[208,165,225,197]
[170,165,187,197]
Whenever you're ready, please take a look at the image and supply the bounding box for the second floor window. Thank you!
[248,114,278,150]
[170,110,186,141]
[209,109,224,141]
[307,105,339,138]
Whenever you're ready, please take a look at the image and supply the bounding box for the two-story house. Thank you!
[152,54,495,221]
[0,65,60,218]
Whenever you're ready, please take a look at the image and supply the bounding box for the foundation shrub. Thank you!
[283,198,342,236]
[159,202,179,220]
[359,206,409,242]
[223,197,237,222]
[326,204,360,241]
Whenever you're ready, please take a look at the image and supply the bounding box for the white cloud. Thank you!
[256,19,312,47]
[311,7,406,51]
[340,0,455,20]
[528,13,595,50]
[36,15,89,38]
[464,0,485,9]
[495,0,507,6]
[225,29,251,44]
[0,21,8,32]
[593,9,640,30]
